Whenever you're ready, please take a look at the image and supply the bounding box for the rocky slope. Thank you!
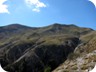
[53,31,96,72]
[0,23,94,72]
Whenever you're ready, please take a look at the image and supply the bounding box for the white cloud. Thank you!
[32,8,40,12]
[25,0,47,12]
[0,0,9,14]
[89,0,96,7]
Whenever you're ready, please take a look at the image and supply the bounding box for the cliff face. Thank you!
[53,31,96,72]
[0,23,94,72]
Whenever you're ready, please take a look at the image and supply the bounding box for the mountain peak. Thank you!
[6,23,26,27]
[52,23,62,26]
[3,23,31,29]
[51,23,78,27]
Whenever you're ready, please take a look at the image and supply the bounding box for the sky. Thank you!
[0,0,96,29]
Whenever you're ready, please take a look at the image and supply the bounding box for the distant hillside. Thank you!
[0,23,95,72]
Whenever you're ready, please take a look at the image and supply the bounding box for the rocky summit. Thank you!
[0,23,95,72]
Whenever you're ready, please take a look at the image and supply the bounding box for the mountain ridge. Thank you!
[0,23,95,72]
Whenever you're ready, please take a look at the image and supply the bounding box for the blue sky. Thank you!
[0,0,96,29]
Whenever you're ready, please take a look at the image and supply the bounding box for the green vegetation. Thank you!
[44,66,51,72]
